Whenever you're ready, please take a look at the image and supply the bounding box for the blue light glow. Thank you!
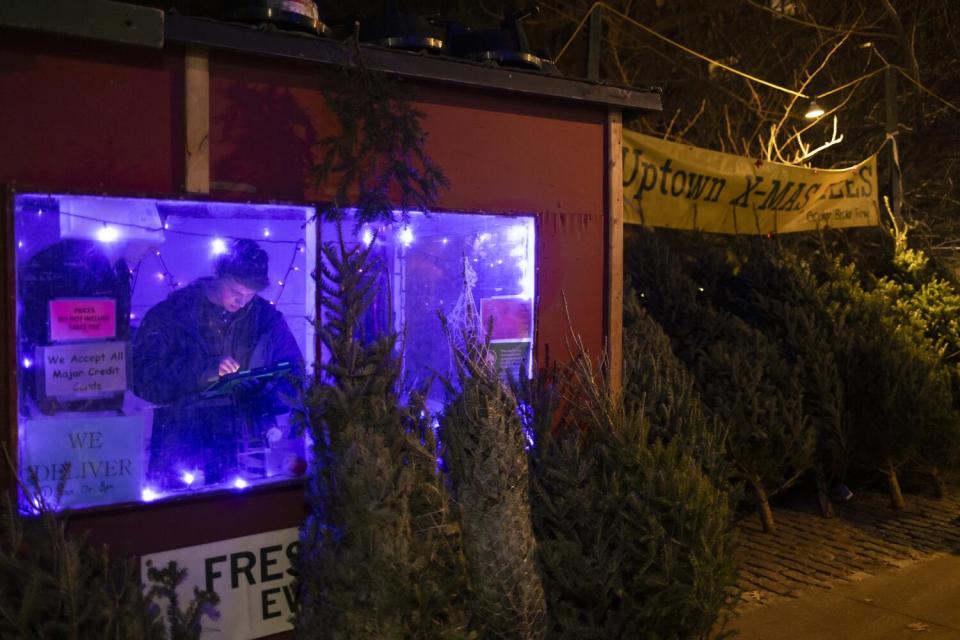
[141,487,160,502]
[22,357,33,369]
[398,227,414,247]
[507,224,527,242]
[232,477,249,490]
[181,471,196,486]
[211,237,228,255]
[96,225,120,243]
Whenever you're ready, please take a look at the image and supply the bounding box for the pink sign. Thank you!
[480,296,533,341]
[49,299,117,342]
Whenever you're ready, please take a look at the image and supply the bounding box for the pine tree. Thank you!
[817,256,957,509]
[296,222,470,638]
[312,44,448,227]
[872,227,960,496]
[0,490,216,640]
[699,240,850,518]
[626,229,815,532]
[524,333,737,639]
[622,289,731,491]
[438,268,546,639]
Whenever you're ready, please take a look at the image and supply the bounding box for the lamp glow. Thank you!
[804,99,825,119]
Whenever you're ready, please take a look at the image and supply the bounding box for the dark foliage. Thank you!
[522,336,738,640]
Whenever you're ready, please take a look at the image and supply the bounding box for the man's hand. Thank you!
[218,357,241,376]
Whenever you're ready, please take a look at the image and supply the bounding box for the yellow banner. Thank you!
[623,130,879,234]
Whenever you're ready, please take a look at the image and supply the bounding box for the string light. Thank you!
[96,224,120,243]
[272,239,304,305]
[152,250,179,292]
[51,208,302,245]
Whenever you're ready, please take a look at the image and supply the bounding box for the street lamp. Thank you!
[804,99,825,119]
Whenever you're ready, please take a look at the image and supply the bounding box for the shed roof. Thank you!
[0,0,662,114]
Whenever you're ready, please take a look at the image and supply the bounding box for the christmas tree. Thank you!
[438,259,546,639]
[296,223,470,638]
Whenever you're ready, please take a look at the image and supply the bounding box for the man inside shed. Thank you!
[132,238,303,490]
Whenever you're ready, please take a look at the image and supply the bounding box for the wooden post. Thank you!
[184,45,210,194]
[587,7,602,81]
[606,109,623,396]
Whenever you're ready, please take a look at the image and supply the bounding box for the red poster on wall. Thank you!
[49,298,117,342]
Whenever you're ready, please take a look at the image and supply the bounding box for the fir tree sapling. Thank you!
[312,48,448,227]
[296,223,470,639]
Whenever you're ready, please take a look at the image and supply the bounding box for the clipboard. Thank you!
[200,361,295,399]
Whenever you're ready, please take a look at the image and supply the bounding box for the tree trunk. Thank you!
[752,478,776,533]
[930,466,946,499]
[815,466,835,519]
[886,460,906,510]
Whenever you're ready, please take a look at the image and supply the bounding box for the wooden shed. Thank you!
[0,2,660,637]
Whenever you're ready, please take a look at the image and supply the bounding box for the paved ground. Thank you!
[723,484,960,638]
[730,553,960,639]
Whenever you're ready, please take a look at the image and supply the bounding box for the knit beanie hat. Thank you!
[215,238,270,291]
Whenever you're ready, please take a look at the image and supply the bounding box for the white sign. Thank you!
[42,341,127,397]
[19,415,144,509]
[141,528,300,640]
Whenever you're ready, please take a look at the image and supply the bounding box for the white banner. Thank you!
[141,528,300,640]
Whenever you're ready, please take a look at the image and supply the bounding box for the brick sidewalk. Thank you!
[734,488,960,610]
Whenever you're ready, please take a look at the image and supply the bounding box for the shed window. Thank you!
[14,194,316,509]
[12,194,536,511]
[322,212,536,409]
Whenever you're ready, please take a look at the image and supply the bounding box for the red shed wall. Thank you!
[0,34,609,556]
[206,51,607,369]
